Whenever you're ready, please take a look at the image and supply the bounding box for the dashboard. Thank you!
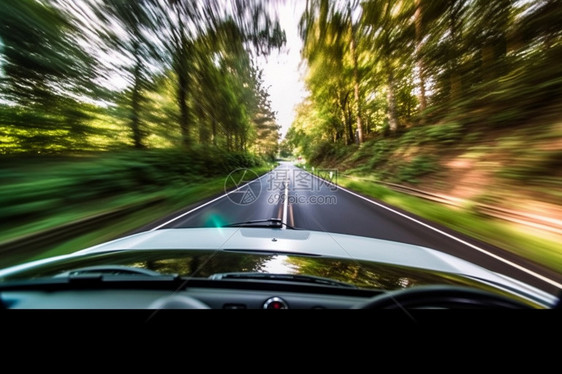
[0,279,381,309]
[0,278,539,309]
[2,288,374,309]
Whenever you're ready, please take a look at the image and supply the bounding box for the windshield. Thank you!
[0,0,561,304]
[0,249,487,291]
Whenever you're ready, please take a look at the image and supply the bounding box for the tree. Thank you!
[300,0,366,144]
[252,69,281,159]
[95,0,167,149]
[414,0,427,121]
[362,0,415,133]
[162,0,285,150]
[0,0,99,153]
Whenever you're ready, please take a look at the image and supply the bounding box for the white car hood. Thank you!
[73,228,542,290]
[0,227,557,307]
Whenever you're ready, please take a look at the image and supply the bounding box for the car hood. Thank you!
[69,228,542,281]
[0,228,557,307]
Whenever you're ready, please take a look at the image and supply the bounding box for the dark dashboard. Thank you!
[0,277,536,309]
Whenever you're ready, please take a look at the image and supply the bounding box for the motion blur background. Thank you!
[0,1,561,274]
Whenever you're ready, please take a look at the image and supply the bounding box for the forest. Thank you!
[0,0,287,263]
[284,0,562,165]
[278,0,562,275]
[0,0,285,158]
[1,1,562,269]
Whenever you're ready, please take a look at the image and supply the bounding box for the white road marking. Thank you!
[302,167,562,290]
[281,173,289,230]
[150,171,271,231]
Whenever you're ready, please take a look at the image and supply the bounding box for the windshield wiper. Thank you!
[222,218,296,229]
[209,272,357,288]
[54,265,169,278]
[0,268,186,292]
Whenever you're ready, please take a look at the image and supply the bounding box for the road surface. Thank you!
[152,162,562,296]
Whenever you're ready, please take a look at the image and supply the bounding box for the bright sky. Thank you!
[44,0,309,137]
[257,0,308,139]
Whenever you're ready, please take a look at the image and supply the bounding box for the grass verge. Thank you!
[337,175,562,275]
[2,164,273,266]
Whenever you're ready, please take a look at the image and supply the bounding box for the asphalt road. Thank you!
[155,162,562,296]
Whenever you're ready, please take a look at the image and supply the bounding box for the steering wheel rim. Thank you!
[354,285,532,309]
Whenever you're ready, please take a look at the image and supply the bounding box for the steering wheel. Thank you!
[354,285,532,309]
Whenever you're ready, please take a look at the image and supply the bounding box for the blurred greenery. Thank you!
[0,150,272,267]
[1,0,561,276]
[0,0,285,157]
[23,165,275,265]
[497,149,562,183]
[395,155,439,184]
[0,0,286,266]
[286,0,562,165]
[337,176,562,275]
[0,148,264,240]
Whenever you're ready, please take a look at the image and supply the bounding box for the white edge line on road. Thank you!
[306,169,562,290]
[150,171,271,231]
[281,174,289,230]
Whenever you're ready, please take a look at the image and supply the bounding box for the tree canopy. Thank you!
[0,0,285,157]
[287,0,562,162]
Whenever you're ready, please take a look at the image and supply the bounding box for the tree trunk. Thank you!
[130,51,144,149]
[348,13,363,144]
[197,99,210,144]
[211,118,217,146]
[386,66,399,132]
[336,90,353,144]
[450,72,462,102]
[481,44,495,82]
[239,131,246,151]
[340,111,349,143]
[226,132,232,151]
[343,109,353,145]
[448,0,462,103]
[171,7,191,150]
[177,69,191,149]
[414,0,427,122]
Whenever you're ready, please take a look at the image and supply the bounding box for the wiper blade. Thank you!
[209,272,357,288]
[222,218,296,229]
[54,265,182,284]
[54,265,168,278]
[0,272,187,291]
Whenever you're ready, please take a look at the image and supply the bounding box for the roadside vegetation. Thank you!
[0,1,284,266]
[335,176,562,275]
[0,149,273,267]
[284,0,562,273]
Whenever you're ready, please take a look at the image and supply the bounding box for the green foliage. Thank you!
[0,0,284,155]
[496,150,562,185]
[307,141,351,166]
[367,140,393,169]
[464,130,484,144]
[424,122,464,144]
[397,123,465,147]
[337,175,562,275]
[395,155,439,184]
[0,0,95,102]
[289,0,562,169]
[398,127,425,146]
[0,150,262,226]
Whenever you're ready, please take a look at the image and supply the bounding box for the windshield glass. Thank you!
[0,0,560,303]
[0,249,484,292]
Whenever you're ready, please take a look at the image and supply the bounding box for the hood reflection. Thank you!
[259,255,297,274]
[1,249,476,291]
